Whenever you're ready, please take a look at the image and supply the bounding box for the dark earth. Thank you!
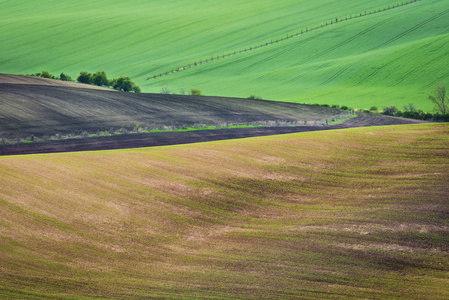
[0,74,424,155]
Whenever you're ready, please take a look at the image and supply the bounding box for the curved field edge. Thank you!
[3,0,447,111]
[0,75,348,140]
[0,123,448,299]
[146,0,449,111]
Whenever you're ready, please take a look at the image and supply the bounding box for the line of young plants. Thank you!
[1,117,351,146]
[27,70,141,93]
[147,0,421,81]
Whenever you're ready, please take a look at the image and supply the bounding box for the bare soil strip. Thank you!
[0,114,423,156]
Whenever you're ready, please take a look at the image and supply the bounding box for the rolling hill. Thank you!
[0,123,448,298]
[0,74,348,141]
[1,1,448,298]
[1,0,448,110]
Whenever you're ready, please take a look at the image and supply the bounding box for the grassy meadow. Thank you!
[2,0,448,110]
[1,123,448,298]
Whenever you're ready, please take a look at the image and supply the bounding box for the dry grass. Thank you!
[0,123,448,299]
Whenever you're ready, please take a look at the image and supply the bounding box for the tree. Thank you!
[77,71,92,84]
[91,71,108,86]
[114,76,133,91]
[59,72,72,81]
[40,70,53,78]
[403,103,416,112]
[132,85,141,93]
[111,76,140,92]
[382,105,398,116]
[190,88,202,96]
[428,83,448,114]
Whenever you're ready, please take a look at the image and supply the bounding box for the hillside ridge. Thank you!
[146,0,421,81]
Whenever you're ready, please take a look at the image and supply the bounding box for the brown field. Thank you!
[0,123,448,299]
[0,74,345,140]
[0,74,423,155]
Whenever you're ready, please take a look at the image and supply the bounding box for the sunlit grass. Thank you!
[2,1,447,110]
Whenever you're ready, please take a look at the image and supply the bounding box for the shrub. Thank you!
[77,71,92,84]
[247,95,262,100]
[112,76,133,92]
[403,103,416,112]
[59,72,72,81]
[190,88,202,96]
[132,85,141,93]
[369,106,378,112]
[40,70,53,78]
[110,76,140,93]
[382,105,398,116]
[340,105,349,110]
[160,87,171,94]
[91,71,108,86]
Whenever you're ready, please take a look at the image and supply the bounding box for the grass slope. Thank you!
[0,123,448,298]
[2,1,447,110]
[148,0,449,111]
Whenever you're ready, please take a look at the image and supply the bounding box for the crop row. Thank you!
[147,0,421,81]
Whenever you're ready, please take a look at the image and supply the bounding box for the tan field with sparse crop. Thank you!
[1,123,448,299]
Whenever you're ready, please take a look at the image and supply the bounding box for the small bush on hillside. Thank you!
[369,106,378,112]
[59,72,72,81]
[108,76,140,93]
[112,76,133,92]
[91,71,109,86]
[190,88,202,96]
[160,87,171,94]
[77,71,92,84]
[382,105,398,116]
[340,105,349,110]
[132,85,141,93]
[247,95,263,100]
[403,103,416,112]
[40,70,53,78]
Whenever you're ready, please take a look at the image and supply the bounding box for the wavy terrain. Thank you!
[0,74,424,155]
[1,123,448,298]
[2,1,448,110]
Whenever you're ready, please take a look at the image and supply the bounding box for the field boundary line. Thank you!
[146,0,421,82]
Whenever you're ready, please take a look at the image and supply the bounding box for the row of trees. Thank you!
[381,83,449,121]
[30,70,140,93]
[77,71,140,93]
[381,105,449,122]
[30,71,73,81]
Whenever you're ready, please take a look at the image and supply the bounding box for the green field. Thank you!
[2,0,448,110]
[1,124,448,298]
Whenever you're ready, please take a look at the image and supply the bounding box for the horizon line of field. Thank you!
[1,113,351,145]
[146,0,421,81]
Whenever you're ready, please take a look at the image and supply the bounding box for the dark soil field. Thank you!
[1,74,342,138]
[0,74,424,155]
[0,114,423,156]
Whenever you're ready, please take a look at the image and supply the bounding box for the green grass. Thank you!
[147,0,449,111]
[0,123,448,298]
[2,0,447,110]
